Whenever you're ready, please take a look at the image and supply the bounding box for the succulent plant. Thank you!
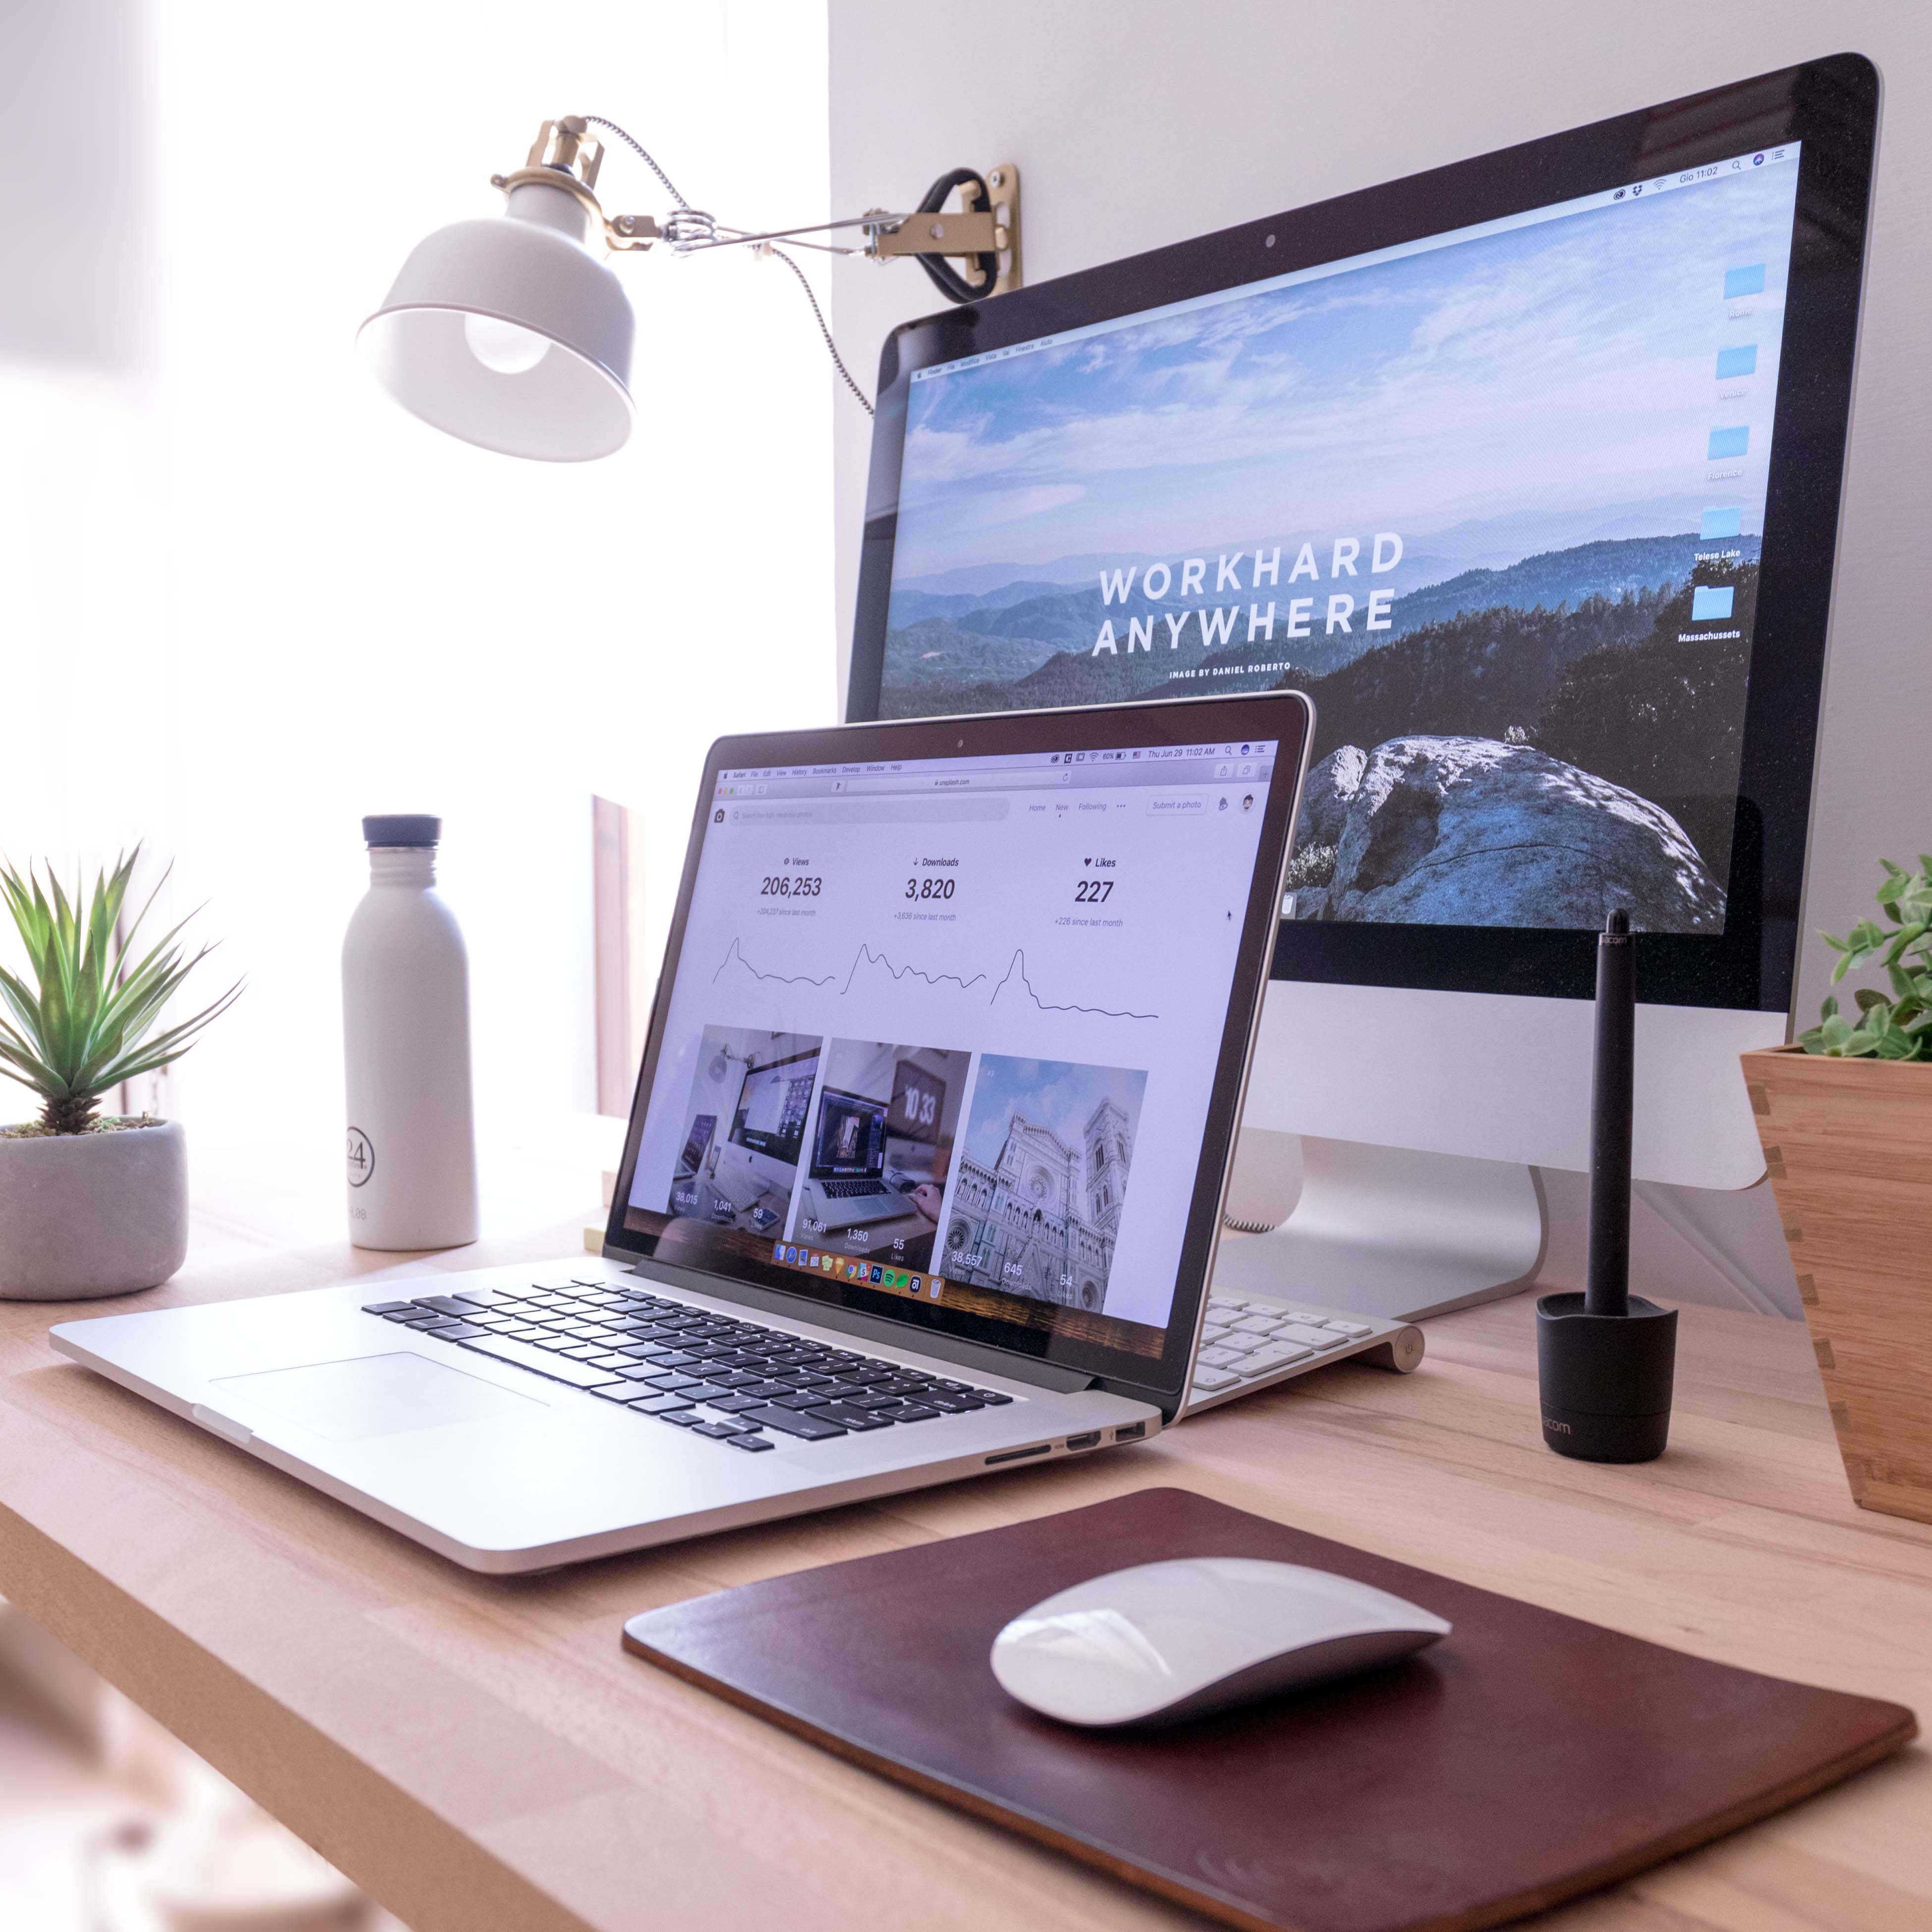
[0,851,240,1133]
[1800,856,1932,1062]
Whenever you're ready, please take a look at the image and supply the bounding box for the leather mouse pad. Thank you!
[622,1487,1914,1932]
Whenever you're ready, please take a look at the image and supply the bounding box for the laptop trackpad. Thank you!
[212,1351,548,1442]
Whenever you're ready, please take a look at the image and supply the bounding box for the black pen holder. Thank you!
[1536,1294,1678,1463]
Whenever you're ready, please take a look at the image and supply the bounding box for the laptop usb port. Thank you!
[1113,1421,1147,1442]
[985,1443,1050,1465]
[1064,1431,1103,1452]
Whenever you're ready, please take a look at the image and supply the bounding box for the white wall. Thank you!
[826,0,1931,1315]
[1,1,834,1233]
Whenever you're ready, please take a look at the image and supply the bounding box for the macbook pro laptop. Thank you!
[53,691,1413,1574]
[797,1086,908,1231]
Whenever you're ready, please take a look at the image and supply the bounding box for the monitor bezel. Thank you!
[603,688,1314,1412]
[843,53,1879,1015]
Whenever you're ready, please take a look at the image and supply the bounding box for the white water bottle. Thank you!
[342,815,479,1249]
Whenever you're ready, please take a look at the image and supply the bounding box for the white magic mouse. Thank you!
[990,1557,1451,1728]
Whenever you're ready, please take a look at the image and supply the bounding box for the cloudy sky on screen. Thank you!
[891,163,1799,582]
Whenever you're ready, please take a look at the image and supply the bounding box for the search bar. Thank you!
[729,796,1011,826]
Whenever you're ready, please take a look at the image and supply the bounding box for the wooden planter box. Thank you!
[1743,1044,1932,1525]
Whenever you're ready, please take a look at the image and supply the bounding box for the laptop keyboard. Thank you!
[818,1178,889,1199]
[361,1279,1013,1450]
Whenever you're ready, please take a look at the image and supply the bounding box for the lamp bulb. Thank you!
[463,312,552,376]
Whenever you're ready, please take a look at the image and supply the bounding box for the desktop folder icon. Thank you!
[1723,263,1767,299]
[1715,345,1759,380]
[1708,426,1750,461]
[1701,507,1743,541]
[1691,586,1736,621]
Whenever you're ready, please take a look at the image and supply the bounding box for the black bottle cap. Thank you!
[362,815,442,848]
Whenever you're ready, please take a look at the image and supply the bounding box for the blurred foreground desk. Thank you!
[1,1225,1929,1932]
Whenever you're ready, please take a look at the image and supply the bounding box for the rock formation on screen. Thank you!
[1288,736,1724,932]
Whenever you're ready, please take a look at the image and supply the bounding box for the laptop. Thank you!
[52,691,1409,1574]
[797,1086,909,1231]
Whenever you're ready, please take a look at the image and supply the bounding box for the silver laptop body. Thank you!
[54,693,1313,1573]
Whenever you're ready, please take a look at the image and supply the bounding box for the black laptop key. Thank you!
[678,1383,734,1404]
[645,1373,704,1392]
[628,1393,696,1416]
[654,1408,702,1427]
[976,1389,1013,1405]
[780,1372,836,1390]
[447,1288,505,1308]
[918,1390,984,1412]
[849,1392,910,1412]
[773,1390,839,1410]
[890,1404,942,1423]
[743,1406,846,1440]
[363,1301,417,1316]
[690,1421,753,1440]
[708,1394,769,1414]
[380,1310,426,1323]
[868,1378,933,1400]
[411,1295,473,1316]
[726,1433,775,1453]
[428,1323,487,1341]
[811,1404,895,1432]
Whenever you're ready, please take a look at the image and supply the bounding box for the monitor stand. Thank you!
[1209,1135,1548,1323]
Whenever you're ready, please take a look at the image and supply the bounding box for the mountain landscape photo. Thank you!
[873,148,1796,935]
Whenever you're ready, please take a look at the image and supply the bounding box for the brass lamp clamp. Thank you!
[492,117,1021,299]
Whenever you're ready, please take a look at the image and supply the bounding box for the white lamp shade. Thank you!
[360,192,636,461]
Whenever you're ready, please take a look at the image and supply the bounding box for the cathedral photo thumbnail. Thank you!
[944,1055,1147,1313]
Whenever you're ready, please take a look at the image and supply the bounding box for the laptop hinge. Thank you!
[617,1256,1098,1395]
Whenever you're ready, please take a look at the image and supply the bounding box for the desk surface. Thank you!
[2,1222,1929,1932]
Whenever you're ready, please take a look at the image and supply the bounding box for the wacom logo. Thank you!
[1541,1414,1573,1436]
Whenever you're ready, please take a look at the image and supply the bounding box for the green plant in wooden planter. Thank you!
[1799,856,1932,1061]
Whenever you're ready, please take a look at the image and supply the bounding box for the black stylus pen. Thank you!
[1586,910,1634,1319]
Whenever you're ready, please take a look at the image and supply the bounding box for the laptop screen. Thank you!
[615,706,1298,1376]
[812,1089,888,1179]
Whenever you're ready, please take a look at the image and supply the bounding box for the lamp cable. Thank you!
[585,115,874,414]
[770,245,874,416]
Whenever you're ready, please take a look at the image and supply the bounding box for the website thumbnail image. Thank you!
[651,1026,1151,1324]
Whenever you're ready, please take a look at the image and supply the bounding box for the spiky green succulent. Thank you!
[0,851,241,1134]
[1800,856,1932,1062]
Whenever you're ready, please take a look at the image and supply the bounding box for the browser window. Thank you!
[623,737,1281,1356]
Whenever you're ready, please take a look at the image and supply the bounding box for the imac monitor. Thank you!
[843,55,1878,1277]
[731,1051,819,1166]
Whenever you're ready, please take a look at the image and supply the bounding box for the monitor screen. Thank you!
[730,1052,818,1164]
[878,146,1800,940]
[848,60,1879,1016]
[618,724,1290,1361]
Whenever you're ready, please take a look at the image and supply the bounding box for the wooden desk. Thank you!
[2,1228,1928,1932]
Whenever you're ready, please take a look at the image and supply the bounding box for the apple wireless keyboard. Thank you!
[1182,1291,1423,1414]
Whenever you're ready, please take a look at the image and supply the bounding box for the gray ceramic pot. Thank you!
[0,1118,188,1300]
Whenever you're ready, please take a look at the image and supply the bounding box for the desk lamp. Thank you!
[359,115,1020,460]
